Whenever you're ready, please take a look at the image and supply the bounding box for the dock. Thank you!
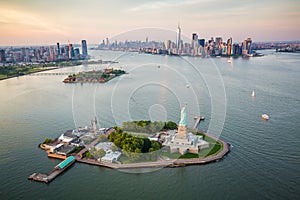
[28,156,75,184]
[193,116,205,129]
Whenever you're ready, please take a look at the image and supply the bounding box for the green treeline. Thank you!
[122,120,178,133]
[108,126,162,162]
[108,126,161,153]
[111,69,126,75]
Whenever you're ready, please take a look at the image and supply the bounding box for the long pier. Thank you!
[28,156,75,184]
[193,116,205,129]
[28,72,73,76]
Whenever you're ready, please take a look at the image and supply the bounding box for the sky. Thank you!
[0,0,299,45]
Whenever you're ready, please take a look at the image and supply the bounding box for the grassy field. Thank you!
[0,67,51,80]
[198,141,223,158]
[0,60,84,81]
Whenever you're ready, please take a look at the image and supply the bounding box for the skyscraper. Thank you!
[227,37,232,56]
[49,45,56,61]
[69,43,75,59]
[0,49,5,62]
[57,42,60,56]
[81,40,88,58]
[215,37,222,47]
[192,33,198,51]
[198,39,205,47]
[242,38,252,55]
[176,23,181,52]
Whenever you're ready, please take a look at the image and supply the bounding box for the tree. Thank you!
[85,151,93,159]
[97,149,106,162]
[166,121,178,130]
[43,138,52,144]
[150,141,161,152]
[98,134,108,142]
[111,144,117,152]
[141,138,151,153]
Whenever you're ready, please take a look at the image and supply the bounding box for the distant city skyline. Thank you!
[0,0,299,45]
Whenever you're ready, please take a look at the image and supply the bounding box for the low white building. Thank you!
[58,134,74,143]
[101,150,121,163]
[95,142,114,152]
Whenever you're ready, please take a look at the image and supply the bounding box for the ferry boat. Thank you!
[251,90,255,97]
[261,114,269,120]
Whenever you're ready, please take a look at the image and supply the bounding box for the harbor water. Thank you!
[0,49,299,199]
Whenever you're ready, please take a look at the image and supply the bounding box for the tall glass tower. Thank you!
[176,23,181,52]
[81,40,88,58]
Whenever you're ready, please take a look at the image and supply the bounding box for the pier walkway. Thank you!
[28,72,74,76]
[28,156,76,184]
[193,116,205,129]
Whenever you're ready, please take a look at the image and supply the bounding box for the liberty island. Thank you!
[28,105,230,184]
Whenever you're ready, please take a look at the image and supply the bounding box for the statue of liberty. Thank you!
[179,105,187,126]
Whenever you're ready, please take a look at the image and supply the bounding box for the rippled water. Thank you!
[0,50,299,199]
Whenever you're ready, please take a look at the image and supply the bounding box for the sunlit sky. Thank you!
[0,0,299,45]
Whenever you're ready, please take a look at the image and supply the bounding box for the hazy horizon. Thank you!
[0,0,299,46]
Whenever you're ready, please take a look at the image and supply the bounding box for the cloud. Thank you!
[0,8,67,35]
[127,0,210,12]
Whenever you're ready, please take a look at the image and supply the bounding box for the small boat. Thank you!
[261,114,269,120]
[251,90,255,97]
[227,59,232,63]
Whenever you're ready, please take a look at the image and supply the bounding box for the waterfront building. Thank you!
[198,39,205,48]
[64,46,69,59]
[0,49,5,62]
[106,38,109,48]
[81,40,88,58]
[95,142,114,152]
[69,43,75,59]
[243,38,252,55]
[101,150,121,163]
[215,37,222,47]
[227,37,232,56]
[192,33,198,48]
[164,40,171,51]
[57,42,60,56]
[49,46,56,61]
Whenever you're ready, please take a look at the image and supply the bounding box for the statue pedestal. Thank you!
[177,125,187,139]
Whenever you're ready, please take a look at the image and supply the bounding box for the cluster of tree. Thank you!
[89,147,106,161]
[108,127,161,154]
[98,134,108,142]
[122,120,178,133]
[111,69,126,75]
[42,138,52,144]
[101,73,110,79]
[67,74,76,81]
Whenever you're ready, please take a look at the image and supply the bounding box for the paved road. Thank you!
[76,137,99,160]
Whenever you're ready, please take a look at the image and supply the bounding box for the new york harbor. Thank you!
[0,0,299,199]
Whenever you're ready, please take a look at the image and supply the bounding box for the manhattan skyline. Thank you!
[0,0,300,46]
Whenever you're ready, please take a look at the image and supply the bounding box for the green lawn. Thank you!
[0,74,7,80]
[179,153,199,159]
[198,141,223,158]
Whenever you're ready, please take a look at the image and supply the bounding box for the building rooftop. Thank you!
[57,156,75,169]
[95,142,114,152]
